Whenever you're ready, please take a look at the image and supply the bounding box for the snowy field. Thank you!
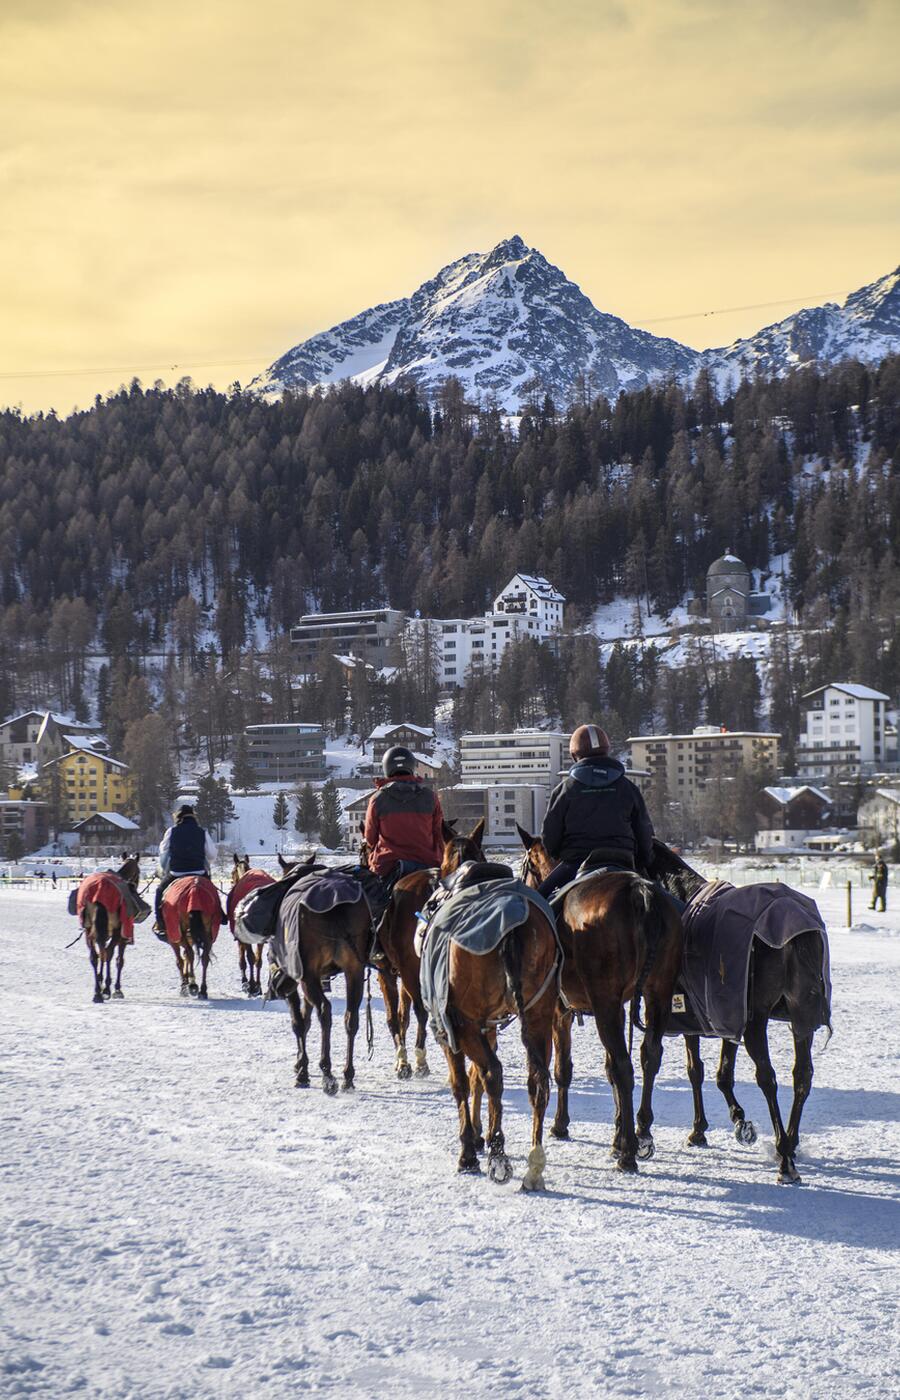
[1,887,898,1399]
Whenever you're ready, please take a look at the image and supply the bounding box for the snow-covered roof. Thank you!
[412,751,444,769]
[863,788,900,807]
[763,785,831,807]
[72,811,140,831]
[802,682,890,702]
[505,573,565,603]
[367,722,436,740]
[62,735,106,751]
[43,750,130,772]
[707,553,749,576]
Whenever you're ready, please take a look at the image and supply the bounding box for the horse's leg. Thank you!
[287,987,310,1087]
[743,1016,797,1183]
[683,1035,710,1146]
[379,970,410,1080]
[112,940,125,999]
[412,990,430,1077]
[465,1030,510,1184]
[595,1002,638,1172]
[238,942,248,989]
[635,995,668,1160]
[87,932,104,1004]
[550,1002,573,1140]
[716,1040,757,1144]
[197,926,210,1000]
[520,1002,554,1192]
[252,946,263,997]
[784,1030,814,1164]
[446,1046,480,1174]
[341,963,364,1092]
[171,942,187,995]
[468,1062,485,1152]
[305,978,337,1096]
[101,941,113,999]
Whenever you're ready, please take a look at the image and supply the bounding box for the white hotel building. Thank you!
[413,574,565,688]
[459,731,569,788]
[795,682,891,779]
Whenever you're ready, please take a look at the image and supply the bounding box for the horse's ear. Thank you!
[121,851,127,861]
[304,852,317,868]
[441,820,456,842]
[515,822,535,849]
[470,817,485,846]
[277,854,288,872]
[233,853,239,866]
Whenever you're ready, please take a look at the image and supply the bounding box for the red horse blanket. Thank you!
[76,873,136,944]
[162,876,222,946]
[226,869,274,936]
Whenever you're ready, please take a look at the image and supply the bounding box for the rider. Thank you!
[153,803,218,937]
[538,724,655,900]
[363,746,445,891]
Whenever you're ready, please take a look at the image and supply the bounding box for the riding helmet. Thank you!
[382,745,416,778]
[569,724,610,760]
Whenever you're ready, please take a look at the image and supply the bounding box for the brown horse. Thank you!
[228,854,273,996]
[516,826,683,1174]
[273,854,373,1095]
[77,854,141,1003]
[160,874,222,1000]
[377,818,480,1080]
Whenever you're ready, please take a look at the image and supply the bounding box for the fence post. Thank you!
[846,880,852,929]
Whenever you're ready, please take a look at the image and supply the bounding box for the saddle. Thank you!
[549,852,636,913]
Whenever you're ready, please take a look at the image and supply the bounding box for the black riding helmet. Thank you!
[382,745,416,778]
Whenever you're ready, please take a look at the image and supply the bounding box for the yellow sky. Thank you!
[1,0,898,414]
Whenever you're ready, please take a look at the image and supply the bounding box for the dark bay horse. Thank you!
[517,826,683,1174]
[377,818,483,1080]
[273,854,373,1096]
[160,875,222,1000]
[228,854,273,996]
[77,854,141,1003]
[648,840,832,1184]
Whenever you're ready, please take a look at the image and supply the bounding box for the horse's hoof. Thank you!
[636,1135,655,1161]
[93,993,104,1004]
[180,985,189,997]
[488,1154,513,1185]
[322,1076,338,1097]
[197,988,208,1001]
[396,1063,412,1081]
[520,1173,546,1193]
[414,1062,430,1078]
[549,1124,569,1140]
[295,1074,310,1088]
[189,984,199,998]
[457,1158,482,1175]
[616,1155,639,1174]
[777,1161,802,1185]
[102,988,111,1000]
[341,1080,355,1093]
[735,1119,757,1145]
[241,977,249,989]
[686,1131,709,1148]
[112,990,124,1000]
[474,1135,486,1154]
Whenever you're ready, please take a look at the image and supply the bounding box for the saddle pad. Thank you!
[76,873,136,944]
[670,880,830,1042]
[227,869,274,935]
[549,864,632,913]
[290,871,364,914]
[162,876,222,947]
[419,879,556,1054]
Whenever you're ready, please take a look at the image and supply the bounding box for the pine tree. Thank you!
[294,783,320,839]
[195,774,236,841]
[272,792,289,831]
[230,731,259,791]
[318,779,343,849]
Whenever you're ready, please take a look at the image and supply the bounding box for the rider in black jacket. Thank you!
[539,724,655,899]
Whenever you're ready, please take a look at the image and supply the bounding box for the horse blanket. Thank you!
[268,874,369,989]
[419,878,558,1053]
[161,876,222,947]
[76,873,137,944]
[668,879,830,1042]
[227,869,274,937]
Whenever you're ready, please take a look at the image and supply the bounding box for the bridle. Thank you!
[518,848,543,888]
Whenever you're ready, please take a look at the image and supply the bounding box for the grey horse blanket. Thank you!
[419,879,557,1053]
[669,880,830,1042]
[268,874,368,988]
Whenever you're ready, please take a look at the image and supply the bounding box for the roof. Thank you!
[802,682,891,702]
[72,811,140,831]
[62,735,107,751]
[710,585,748,599]
[412,751,444,769]
[367,722,436,740]
[860,788,900,807]
[628,730,779,743]
[707,553,749,577]
[504,573,565,603]
[42,749,130,771]
[763,785,831,807]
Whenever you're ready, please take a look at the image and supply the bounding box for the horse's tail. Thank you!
[790,927,833,1045]
[500,926,546,1084]
[189,909,209,953]
[628,878,667,1046]
[89,902,109,951]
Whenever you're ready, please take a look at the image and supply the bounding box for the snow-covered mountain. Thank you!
[704,265,900,388]
[254,235,701,409]
[254,241,900,410]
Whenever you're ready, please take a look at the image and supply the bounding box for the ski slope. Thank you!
[1,885,898,1398]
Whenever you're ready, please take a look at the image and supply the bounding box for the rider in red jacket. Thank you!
[364,746,445,884]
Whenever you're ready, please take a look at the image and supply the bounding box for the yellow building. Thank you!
[627,725,780,805]
[41,746,137,826]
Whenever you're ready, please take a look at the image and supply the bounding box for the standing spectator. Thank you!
[869,853,888,912]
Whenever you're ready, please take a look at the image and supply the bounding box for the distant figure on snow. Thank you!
[869,853,888,912]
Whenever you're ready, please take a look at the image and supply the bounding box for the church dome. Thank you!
[707,551,749,578]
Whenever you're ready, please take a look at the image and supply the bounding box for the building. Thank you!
[700,553,772,632]
[493,574,565,629]
[41,747,136,827]
[0,710,102,773]
[795,683,892,779]
[344,791,374,849]
[459,731,569,789]
[71,811,141,854]
[412,753,454,786]
[440,783,549,847]
[627,725,780,804]
[411,573,565,689]
[366,722,436,766]
[290,608,405,670]
[857,788,900,848]
[245,723,326,783]
[0,798,49,854]
[754,785,832,853]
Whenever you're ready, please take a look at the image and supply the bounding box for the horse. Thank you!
[425,846,561,1191]
[272,853,374,1095]
[516,825,684,1174]
[159,874,223,1000]
[228,853,273,996]
[647,839,832,1184]
[377,818,479,1081]
[77,854,141,1003]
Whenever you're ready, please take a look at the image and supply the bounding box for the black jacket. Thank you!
[168,816,208,873]
[541,757,654,869]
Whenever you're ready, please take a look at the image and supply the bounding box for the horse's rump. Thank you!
[270,881,371,987]
[162,876,222,946]
[419,878,558,1052]
[77,872,135,943]
[674,880,830,1041]
[227,869,274,936]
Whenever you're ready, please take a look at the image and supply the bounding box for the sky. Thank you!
[1,0,898,415]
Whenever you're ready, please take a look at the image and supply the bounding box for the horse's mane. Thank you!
[649,839,707,900]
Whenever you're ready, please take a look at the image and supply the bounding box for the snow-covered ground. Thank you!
[1,886,898,1398]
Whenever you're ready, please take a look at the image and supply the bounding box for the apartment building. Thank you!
[0,798,49,854]
[289,608,405,670]
[0,710,103,773]
[411,573,565,689]
[627,725,780,803]
[366,722,436,766]
[459,731,569,788]
[245,723,326,783]
[795,683,891,779]
[41,747,136,826]
[440,783,549,847]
